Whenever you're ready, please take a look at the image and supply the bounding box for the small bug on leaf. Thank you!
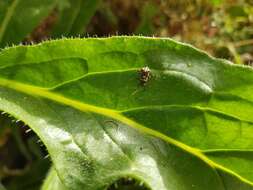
[139,66,151,86]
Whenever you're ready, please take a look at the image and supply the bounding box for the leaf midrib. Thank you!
[202,149,253,153]
[1,65,248,125]
[0,77,253,187]
[2,63,251,121]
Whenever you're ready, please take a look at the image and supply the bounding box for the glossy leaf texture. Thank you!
[0,37,253,190]
[0,0,57,47]
[51,0,101,37]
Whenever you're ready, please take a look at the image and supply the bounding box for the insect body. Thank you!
[139,66,151,86]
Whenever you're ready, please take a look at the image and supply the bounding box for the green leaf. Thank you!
[210,0,224,6]
[0,0,57,47]
[41,167,67,190]
[228,5,248,18]
[52,0,101,37]
[0,36,253,189]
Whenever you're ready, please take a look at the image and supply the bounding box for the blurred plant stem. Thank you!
[234,39,253,47]
[227,43,243,64]
[12,127,32,162]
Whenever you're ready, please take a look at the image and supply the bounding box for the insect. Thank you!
[139,66,151,86]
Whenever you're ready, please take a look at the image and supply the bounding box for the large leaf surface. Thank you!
[0,0,57,47]
[0,37,253,189]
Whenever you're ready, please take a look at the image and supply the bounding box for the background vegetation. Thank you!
[0,0,252,189]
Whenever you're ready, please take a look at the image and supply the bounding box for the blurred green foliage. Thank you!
[0,0,252,189]
[88,0,252,65]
